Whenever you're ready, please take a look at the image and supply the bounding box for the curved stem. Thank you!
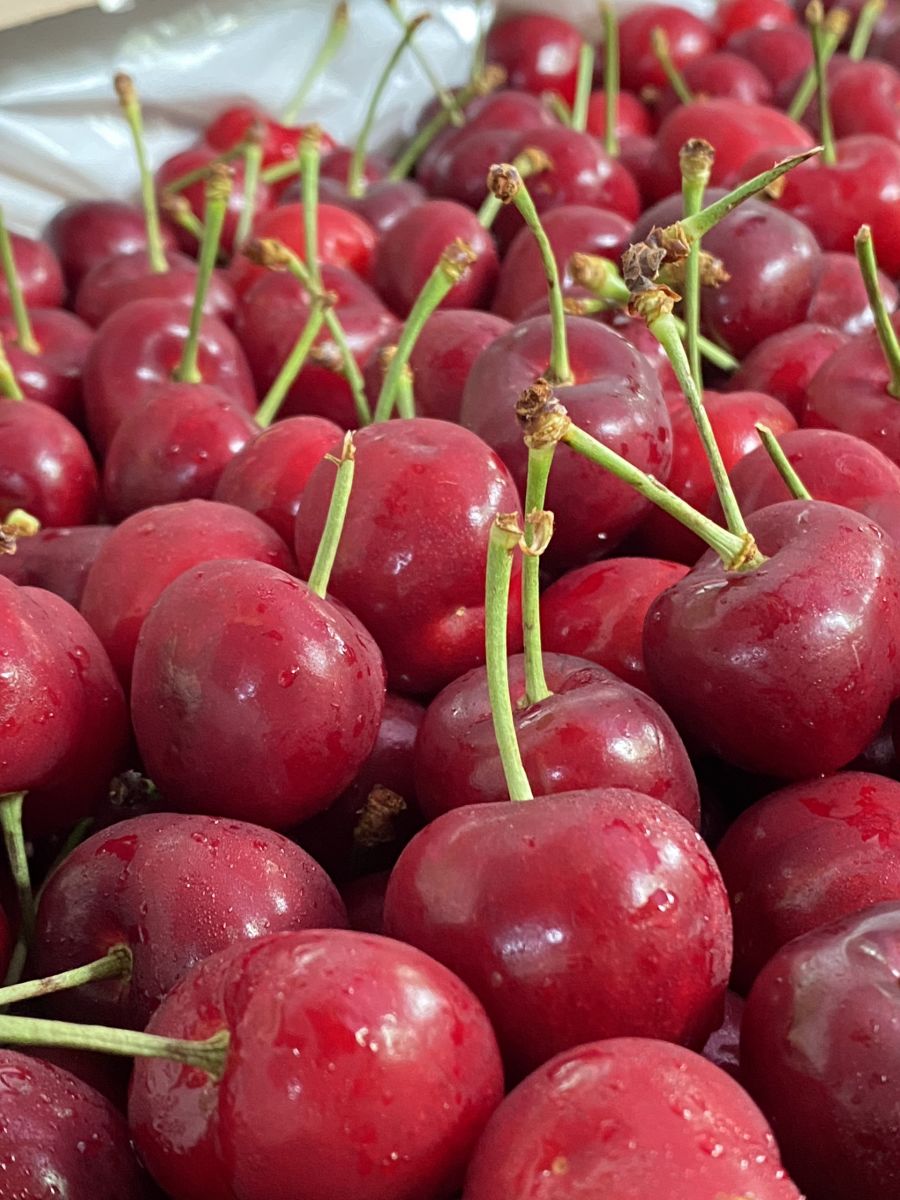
[388,68,503,182]
[476,147,549,230]
[485,518,534,802]
[0,793,33,979]
[384,0,464,126]
[849,0,883,61]
[0,337,24,401]
[159,191,206,243]
[651,27,694,104]
[0,211,38,354]
[255,297,329,428]
[756,424,811,500]
[0,945,132,1010]
[571,43,595,132]
[601,4,620,157]
[173,167,231,384]
[855,225,900,399]
[522,446,554,705]
[165,143,244,194]
[300,128,323,289]
[808,1,837,166]
[787,7,848,119]
[114,74,167,274]
[307,432,355,598]
[282,0,350,123]
[680,140,713,390]
[234,129,263,249]
[261,158,300,186]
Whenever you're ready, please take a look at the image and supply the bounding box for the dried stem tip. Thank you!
[570,252,611,291]
[522,509,555,558]
[243,237,293,269]
[440,238,477,282]
[487,163,522,203]
[627,284,681,323]
[113,72,136,106]
[301,123,324,152]
[679,138,715,182]
[826,6,852,38]
[205,162,233,204]
[475,64,508,94]
[516,378,573,449]
[354,786,407,849]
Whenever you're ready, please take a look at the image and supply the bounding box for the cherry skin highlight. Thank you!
[44,198,177,293]
[0,307,94,422]
[484,12,582,104]
[0,398,99,527]
[0,231,64,316]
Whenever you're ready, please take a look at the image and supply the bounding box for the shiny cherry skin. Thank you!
[373,200,498,317]
[617,133,660,207]
[807,250,898,334]
[485,12,582,104]
[463,1038,801,1200]
[653,52,773,123]
[154,146,273,257]
[717,771,900,992]
[80,499,293,689]
[414,653,700,826]
[618,4,716,92]
[0,1051,150,1199]
[30,811,346,1029]
[741,902,900,1200]
[404,309,511,423]
[318,146,389,189]
[385,788,731,1078]
[318,176,426,237]
[727,322,847,419]
[492,204,631,322]
[82,297,255,455]
[702,990,744,1081]
[460,315,672,572]
[726,23,812,88]
[540,556,690,698]
[129,930,504,1200]
[131,559,385,828]
[0,398,99,526]
[0,231,64,316]
[214,414,341,542]
[715,0,797,39]
[44,198,177,294]
[421,125,530,214]
[638,390,797,564]
[831,59,900,141]
[0,525,111,609]
[644,500,900,778]
[75,248,236,330]
[294,418,524,696]
[205,104,332,169]
[586,90,652,141]
[0,307,93,422]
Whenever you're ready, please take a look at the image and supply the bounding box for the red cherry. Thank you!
[617,132,661,206]
[830,59,900,141]
[741,902,900,1200]
[414,653,700,825]
[0,525,111,610]
[463,1038,801,1199]
[653,51,773,123]
[318,176,426,237]
[0,308,93,422]
[44,198,178,294]
[807,250,898,334]
[79,499,293,689]
[154,146,273,257]
[727,322,847,419]
[405,309,511,423]
[206,104,332,169]
[420,125,530,213]
[485,12,583,104]
[726,23,813,87]
[714,0,798,41]
[618,4,716,92]
[129,930,504,1200]
[0,231,63,316]
[585,89,653,140]
[319,146,389,189]
[0,398,98,526]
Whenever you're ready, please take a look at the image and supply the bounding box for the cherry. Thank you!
[79,499,293,689]
[0,308,93,422]
[214,414,342,542]
[726,23,813,88]
[644,500,900,778]
[421,125,536,213]
[741,901,900,1200]
[373,200,499,317]
[702,990,744,1081]
[830,58,900,141]
[715,0,798,40]
[484,12,582,104]
[0,230,63,316]
[404,309,511,422]
[653,51,774,123]
[540,556,691,698]
[44,198,177,294]
[384,787,731,1077]
[341,870,390,934]
[318,176,426,237]
[415,650,699,825]
[717,771,900,992]
[0,1051,150,1199]
[319,146,389,189]
[618,5,717,92]
[809,249,898,335]
[617,132,661,205]
[0,396,99,526]
[586,89,652,141]
[30,811,347,1029]
[131,557,385,827]
[155,147,273,257]
[461,316,671,571]
[727,322,847,418]
[463,1038,801,1199]
[206,104,332,169]
[294,419,524,696]
[0,524,111,609]
[129,930,504,1200]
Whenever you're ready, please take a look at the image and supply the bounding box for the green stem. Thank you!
[0,337,24,400]
[160,192,206,244]
[680,140,713,390]
[543,92,573,126]
[0,793,33,968]
[387,69,503,182]
[476,147,549,230]
[0,945,132,1010]
[0,1013,230,1080]
[114,74,168,274]
[234,130,263,249]
[756,424,811,500]
[384,0,464,126]
[849,0,884,60]
[601,4,620,157]
[809,2,837,166]
[261,158,300,186]
[394,366,416,420]
[571,42,595,132]
[281,0,350,123]
[787,8,848,120]
[855,224,900,399]
[521,447,554,705]
[173,167,231,384]
[306,432,355,598]
[651,27,694,104]
[165,143,244,194]
[485,518,534,802]
[300,129,323,289]
[347,15,429,199]
[255,299,329,428]
[0,211,38,354]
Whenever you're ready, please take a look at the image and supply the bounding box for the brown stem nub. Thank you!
[679,138,715,183]
[486,163,522,204]
[517,378,573,449]
[353,787,407,849]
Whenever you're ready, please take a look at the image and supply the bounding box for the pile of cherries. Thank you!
[3,0,900,1196]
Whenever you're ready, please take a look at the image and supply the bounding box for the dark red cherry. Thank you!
[617,132,660,206]
[741,902,900,1200]
[0,525,111,609]
[414,652,700,825]
[726,23,812,88]
[154,146,273,257]
[831,59,900,141]
[0,398,99,526]
[702,990,744,1081]
[318,176,426,237]
[618,4,716,92]
[422,125,530,213]
[644,500,900,778]
[214,414,342,542]
[0,231,63,315]
[485,12,583,104]
[463,1038,801,1200]
[129,930,504,1200]
[385,788,731,1077]
[715,0,797,40]
[341,870,390,934]
[653,52,773,123]
[44,198,177,294]
[807,250,898,334]
[586,89,653,140]
[0,308,93,422]
[540,556,691,698]
[727,323,847,419]
[80,499,293,689]
[717,771,900,992]
[405,309,511,423]
[294,419,524,696]
[75,248,236,330]
[30,811,346,1029]
[318,146,389,189]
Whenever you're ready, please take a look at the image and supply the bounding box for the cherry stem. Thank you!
[787,7,849,120]
[166,144,245,194]
[808,2,837,166]
[855,224,900,399]
[301,127,324,290]
[0,510,40,558]
[0,211,38,354]
[651,28,694,105]
[384,0,464,126]
[347,14,429,198]
[114,74,168,275]
[0,1013,230,1080]
[601,4,621,157]
[756,424,811,500]
[261,158,300,186]
[373,239,475,422]
[394,362,415,419]
[485,517,534,802]
[0,945,133,1010]
[680,139,714,390]
[849,0,884,60]
[234,127,263,249]
[487,163,572,385]
[543,92,573,125]
[0,793,33,984]
[476,147,550,229]
[571,42,595,132]
[255,295,330,429]
[522,444,555,705]
[282,0,350,124]
[172,166,231,385]
[0,337,24,401]
[307,431,355,598]
[160,191,206,244]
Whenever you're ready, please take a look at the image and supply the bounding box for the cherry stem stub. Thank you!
[756,424,812,500]
[307,431,356,599]
[0,210,38,355]
[173,165,232,385]
[855,224,900,399]
[0,944,133,1011]
[114,73,168,275]
[600,4,621,157]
